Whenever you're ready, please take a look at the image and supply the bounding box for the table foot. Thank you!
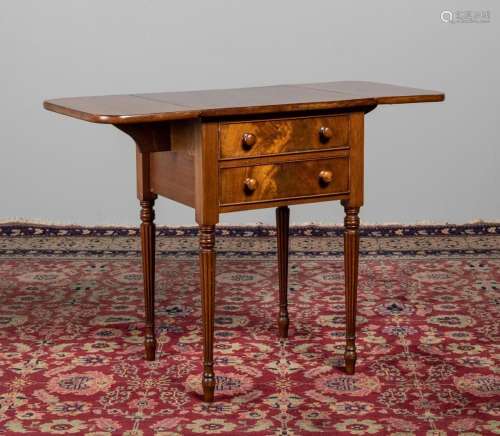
[202,373,215,402]
[345,345,357,375]
[144,340,156,361]
[278,318,289,339]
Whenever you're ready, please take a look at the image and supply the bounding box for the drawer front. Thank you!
[220,157,350,206]
[219,115,350,159]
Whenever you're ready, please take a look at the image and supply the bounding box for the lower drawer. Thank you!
[220,157,350,206]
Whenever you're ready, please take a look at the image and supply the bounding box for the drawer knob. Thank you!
[242,133,256,149]
[319,170,333,185]
[319,126,333,142]
[244,177,258,193]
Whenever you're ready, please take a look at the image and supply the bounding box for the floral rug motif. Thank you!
[0,224,499,435]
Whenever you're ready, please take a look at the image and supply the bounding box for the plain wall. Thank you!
[1,0,499,226]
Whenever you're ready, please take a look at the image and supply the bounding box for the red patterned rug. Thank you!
[0,224,499,435]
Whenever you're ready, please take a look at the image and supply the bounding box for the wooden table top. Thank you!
[44,81,444,125]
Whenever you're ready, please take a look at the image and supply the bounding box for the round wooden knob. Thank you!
[242,133,256,149]
[319,126,333,142]
[319,170,333,185]
[243,177,258,193]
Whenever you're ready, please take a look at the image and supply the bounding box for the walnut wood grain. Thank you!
[44,81,444,124]
[220,157,350,207]
[276,206,290,339]
[219,115,349,159]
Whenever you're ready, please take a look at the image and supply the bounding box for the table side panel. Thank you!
[149,151,195,207]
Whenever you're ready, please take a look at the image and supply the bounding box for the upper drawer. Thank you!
[219,115,350,159]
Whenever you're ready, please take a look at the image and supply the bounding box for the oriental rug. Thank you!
[0,224,498,435]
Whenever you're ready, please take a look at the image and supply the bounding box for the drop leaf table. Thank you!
[44,81,444,401]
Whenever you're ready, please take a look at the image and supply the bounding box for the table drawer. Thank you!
[220,157,350,206]
[219,115,349,159]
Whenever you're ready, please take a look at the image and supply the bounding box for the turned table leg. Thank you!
[343,203,360,374]
[276,206,290,338]
[140,199,157,361]
[199,224,216,402]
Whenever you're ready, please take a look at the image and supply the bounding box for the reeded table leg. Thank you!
[140,199,157,361]
[343,203,360,375]
[276,206,290,338]
[199,224,216,402]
